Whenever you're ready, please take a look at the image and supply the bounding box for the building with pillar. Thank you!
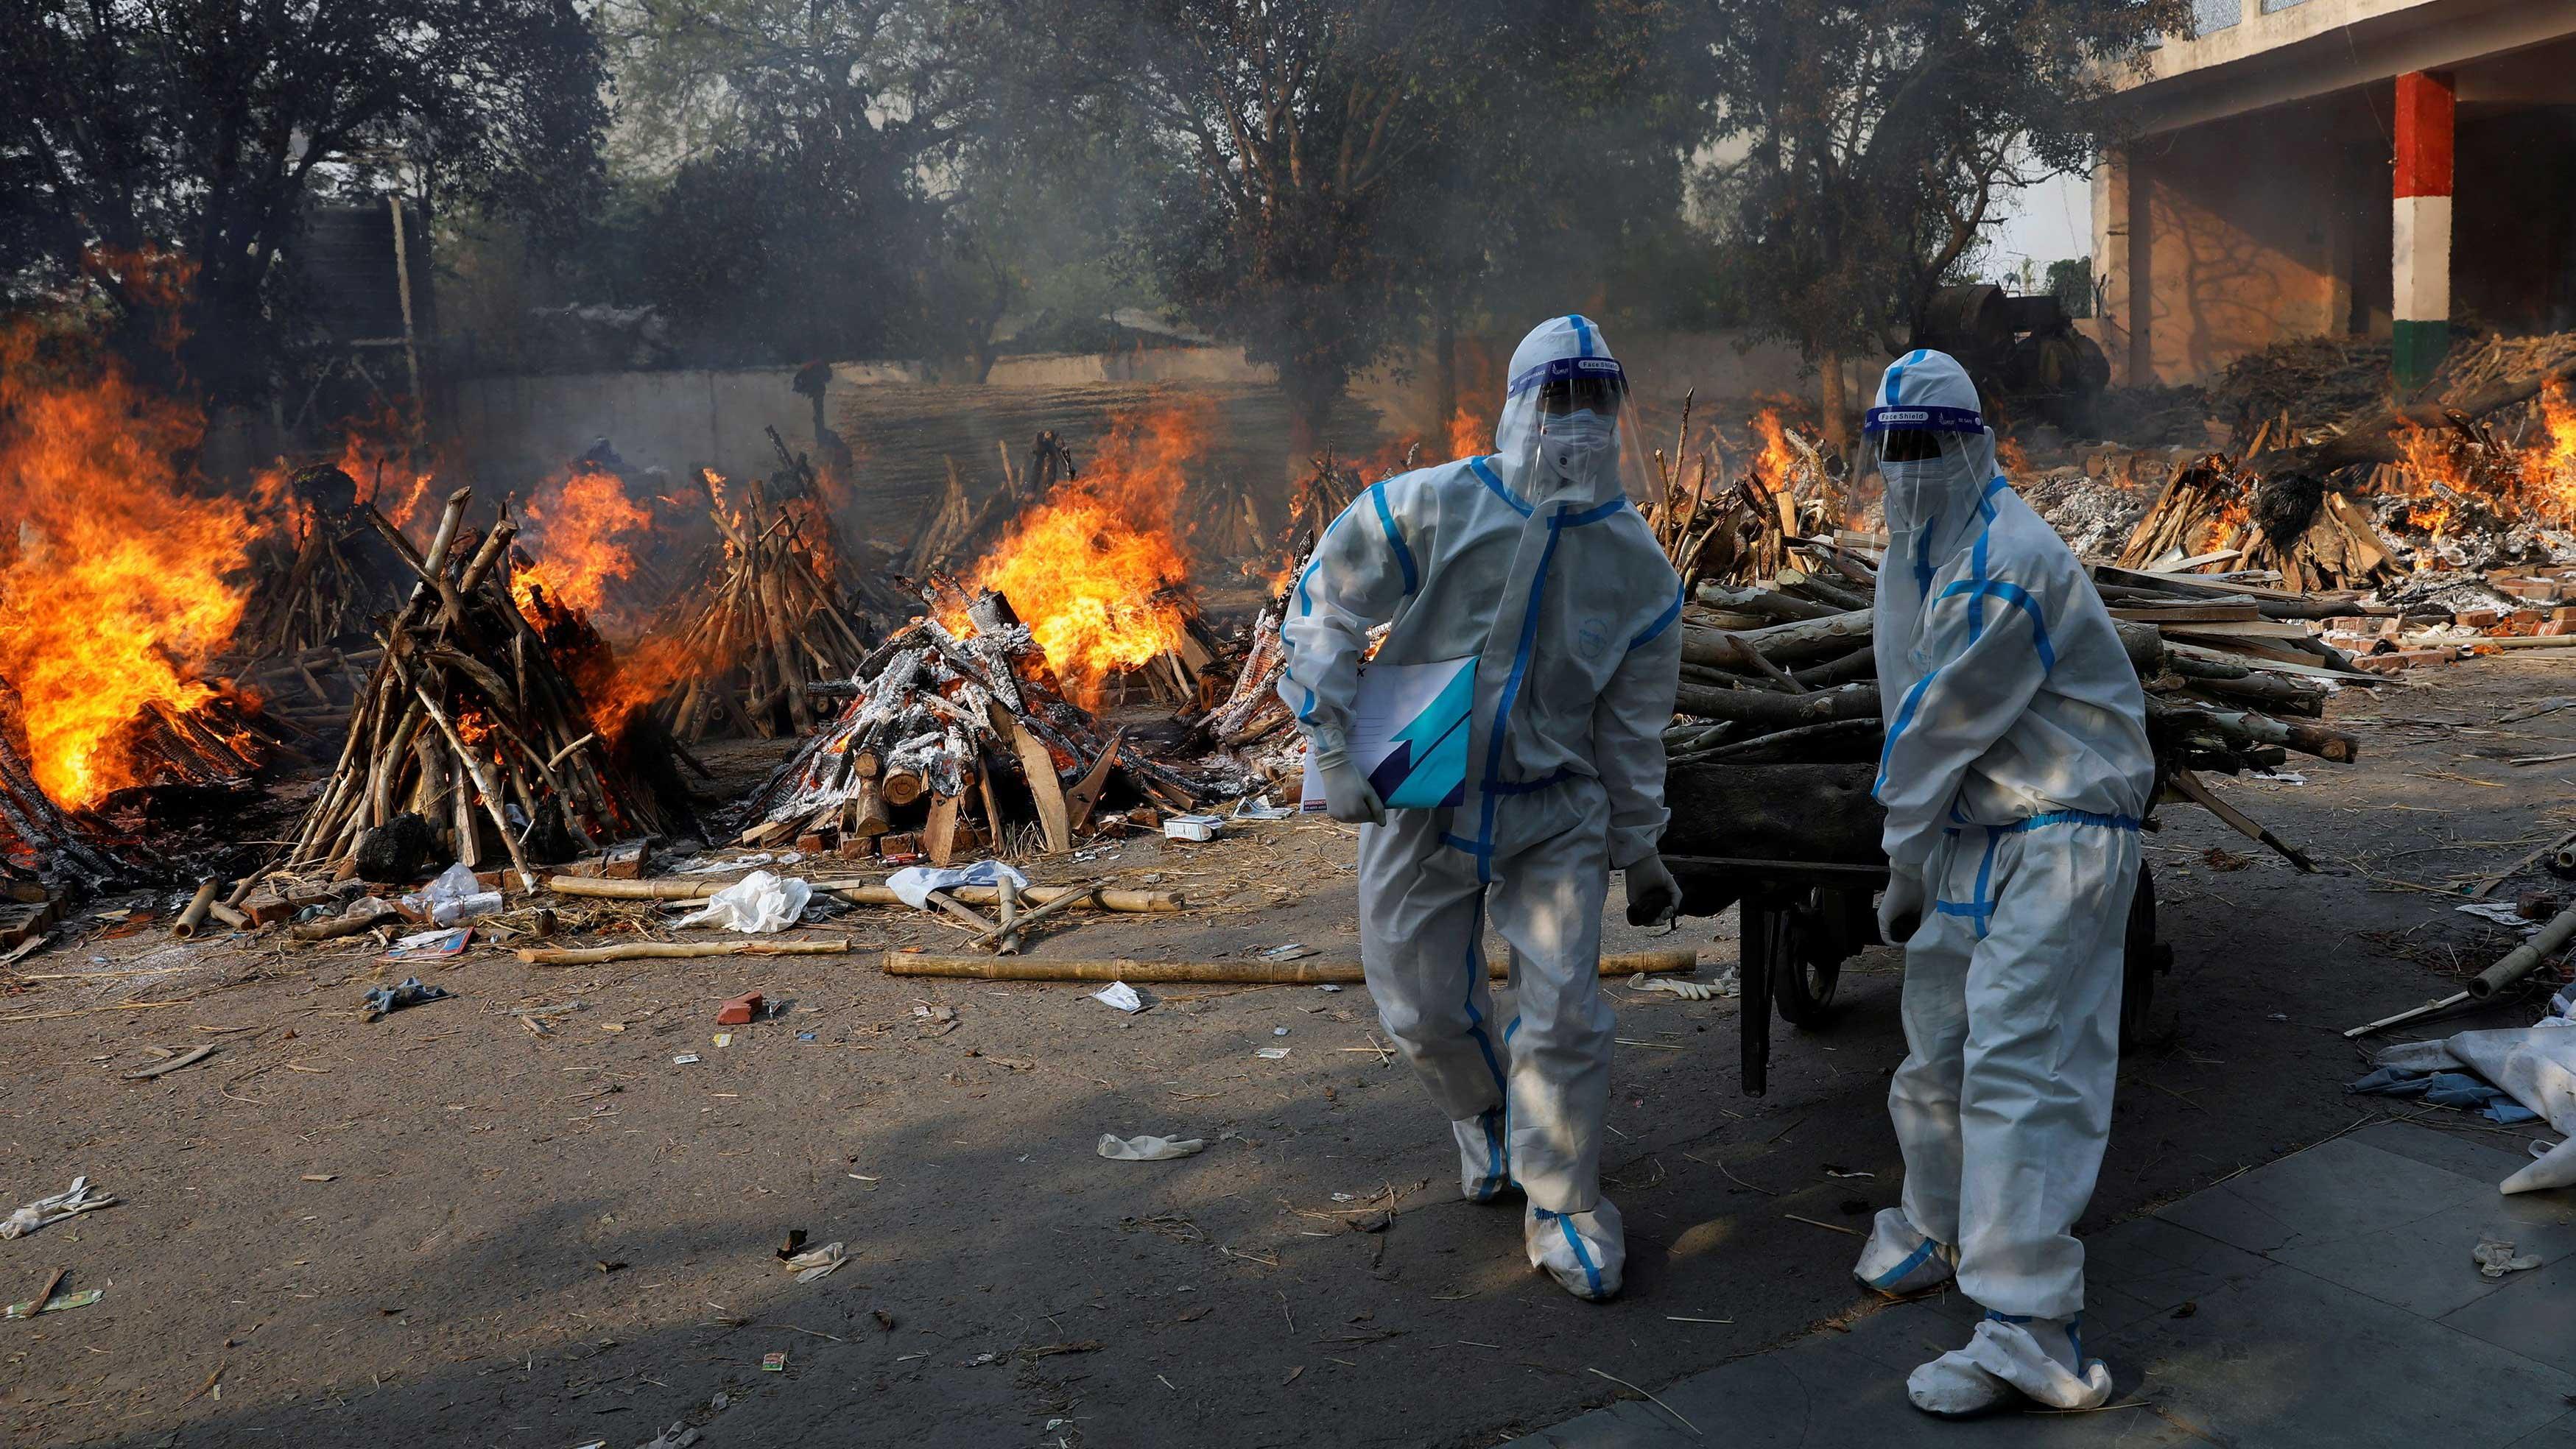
[2092,0,2576,389]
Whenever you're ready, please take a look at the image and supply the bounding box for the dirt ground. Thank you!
[4,654,2573,1449]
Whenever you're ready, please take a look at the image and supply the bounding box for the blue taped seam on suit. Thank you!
[1369,483,1418,594]
[1632,581,1683,649]
[1868,1235,1943,1289]
[1935,579,2058,671]
[1471,508,1569,881]
[1461,897,1506,1096]
[1567,314,1596,358]
[1287,506,1357,721]
[1468,456,1531,517]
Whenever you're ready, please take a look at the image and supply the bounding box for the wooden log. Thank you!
[519,939,854,966]
[2148,700,2357,763]
[881,769,927,807]
[169,878,220,939]
[923,793,961,867]
[543,875,1181,912]
[1736,609,1875,664]
[2167,769,2315,872]
[1788,649,1876,691]
[996,704,1072,853]
[883,948,1698,985]
[1674,683,1880,730]
[976,877,1107,952]
[1694,585,1840,623]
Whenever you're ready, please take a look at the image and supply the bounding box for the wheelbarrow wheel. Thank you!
[2119,861,2169,1052]
[1770,895,1843,1030]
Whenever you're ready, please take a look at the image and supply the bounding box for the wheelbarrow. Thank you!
[1660,761,2172,1096]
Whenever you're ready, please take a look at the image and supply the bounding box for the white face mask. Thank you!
[1541,409,1614,480]
[1879,458,1948,532]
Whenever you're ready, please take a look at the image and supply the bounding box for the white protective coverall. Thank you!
[1854,349,2154,1412]
[1278,315,1683,1301]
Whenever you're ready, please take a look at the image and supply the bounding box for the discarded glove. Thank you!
[782,1241,848,1283]
[1630,970,1737,1001]
[1,1176,117,1240]
[2474,1238,2542,1279]
[362,976,449,1022]
[1098,1133,1206,1162]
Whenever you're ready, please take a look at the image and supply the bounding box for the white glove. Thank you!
[1311,748,1387,826]
[1624,854,1681,926]
[1877,864,1926,945]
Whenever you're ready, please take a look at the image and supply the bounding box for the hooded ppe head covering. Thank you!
[1493,315,1653,508]
[1865,349,1999,547]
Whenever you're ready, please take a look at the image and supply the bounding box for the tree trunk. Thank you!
[1432,297,1459,450]
[1818,345,1851,459]
[1283,362,1340,470]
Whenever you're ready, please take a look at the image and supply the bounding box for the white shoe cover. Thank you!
[1453,1109,1514,1202]
[1526,1199,1625,1302]
[1852,1208,1956,1297]
[1909,1316,2111,1416]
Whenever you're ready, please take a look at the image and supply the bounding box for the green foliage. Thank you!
[0,0,608,401]
[1695,0,2181,368]
[2047,255,2094,318]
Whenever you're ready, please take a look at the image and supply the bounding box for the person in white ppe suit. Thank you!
[1846,349,2156,1414]
[1278,315,1683,1302]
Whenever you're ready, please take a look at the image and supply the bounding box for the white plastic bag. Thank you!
[886,860,1028,911]
[1097,1133,1205,1162]
[675,870,812,934]
[402,862,482,920]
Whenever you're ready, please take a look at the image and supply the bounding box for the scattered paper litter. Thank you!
[1260,943,1318,961]
[1093,981,1144,1013]
[1,1176,116,1240]
[1231,796,1295,821]
[675,870,811,933]
[2246,769,2307,786]
[783,1241,848,1283]
[1255,1046,1290,1060]
[2456,900,2545,934]
[1098,1133,1206,1162]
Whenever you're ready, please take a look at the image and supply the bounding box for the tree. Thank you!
[1694,0,2181,451]
[0,0,608,403]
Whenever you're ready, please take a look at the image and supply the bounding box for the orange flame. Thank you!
[515,467,653,623]
[0,314,258,806]
[967,401,1207,704]
[1446,403,1491,459]
[1996,437,2030,475]
[1753,408,1796,482]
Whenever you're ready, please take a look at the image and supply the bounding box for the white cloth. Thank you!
[675,870,812,934]
[2375,1027,2576,1135]
[1854,1206,1957,1297]
[1275,316,1679,1254]
[885,860,1029,911]
[1890,816,2138,1320]
[1527,1199,1625,1302]
[1868,349,2154,871]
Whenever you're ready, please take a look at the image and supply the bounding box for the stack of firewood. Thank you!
[1664,540,2380,868]
[96,691,281,803]
[228,465,414,715]
[282,487,675,888]
[0,683,134,889]
[2116,454,2404,591]
[648,468,874,743]
[1641,393,1840,590]
[740,588,1217,862]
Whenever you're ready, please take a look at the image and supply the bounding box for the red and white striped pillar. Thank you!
[2393,70,2454,389]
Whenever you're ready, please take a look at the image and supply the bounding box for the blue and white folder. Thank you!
[1300,655,1475,811]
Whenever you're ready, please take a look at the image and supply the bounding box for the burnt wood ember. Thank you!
[0,682,136,889]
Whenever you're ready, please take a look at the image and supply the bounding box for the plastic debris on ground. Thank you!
[1097,1133,1206,1162]
[1260,943,1318,961]
[361,976,450,1023]
[641,1423,703,1449]
[5,1288,101,1319]
[674,870,812,934]
[1231,796,1295,821]
[2348,1065,2540,1124]
[762,1351,788,1372]
[1093,981,1145,1013]
[1256,1046,1290,1060]
[885,860,1028,910]
[2456,900,2545,934]
[2474,1238,2543,1278]
[1163,814,1224,842]
[1,1177,116,1240]
[385,927,471,961]
[402,862,502,926]
[782,1241,847,1283]
[672,1054,701,1065]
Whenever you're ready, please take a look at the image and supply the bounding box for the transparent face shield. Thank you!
[1500,355,1654,508]
[1865,403,1991,535]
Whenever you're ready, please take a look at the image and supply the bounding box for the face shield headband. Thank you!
[1508,356,1628,415]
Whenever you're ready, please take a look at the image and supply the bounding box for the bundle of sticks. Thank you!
[647,464,874,743]
[2116,453,2404,592]
[1641,392,1841,590]
[225,465,416,717]
[284,487,675,887]
[1663,539,2376,868]
[94,690,282,804]
[741,588,1217,861]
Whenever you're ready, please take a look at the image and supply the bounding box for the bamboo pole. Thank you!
[169,878,220,939]
[519,939,854,965]
[884,948,1700,985]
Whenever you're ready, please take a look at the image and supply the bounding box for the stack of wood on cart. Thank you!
[1663,537,2379,870]
[284,486,678,889]
[1640,392,1843,590]
[2115,451,2406,591]
[739,588,1220,863]
[226,464,415,719]
[640,459,875,744]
